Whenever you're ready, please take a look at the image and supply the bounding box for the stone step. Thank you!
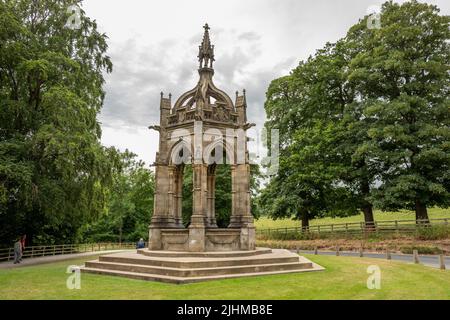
[79,249,324,283]
[81,264,323,284]
[137,247,273,258]
[85,260,313,277]
[99,253,299,269]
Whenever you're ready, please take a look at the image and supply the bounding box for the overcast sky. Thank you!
[82,0,450,167]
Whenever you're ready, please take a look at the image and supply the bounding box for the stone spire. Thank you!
[198,23,215,69]
[172,24,235,120]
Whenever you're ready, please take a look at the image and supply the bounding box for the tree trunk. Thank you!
[119,222,122,245]
[362,204,375,230]
[301,213,310,232]
[415,200,429,224]
[360,179,375,229]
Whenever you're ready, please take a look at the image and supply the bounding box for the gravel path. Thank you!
[0,250,134,269]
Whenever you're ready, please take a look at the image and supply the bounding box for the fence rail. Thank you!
[0,242,136,262]
[256,218,449,237]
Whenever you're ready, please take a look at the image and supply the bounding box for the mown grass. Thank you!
[254,207,450,229]
[0,254,448,299]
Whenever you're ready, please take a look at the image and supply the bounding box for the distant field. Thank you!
[254,208,450,229]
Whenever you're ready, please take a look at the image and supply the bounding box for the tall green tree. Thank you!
[0,0,115,245]
[347,1,450,222]
[262,42,365,227]
[260,0,449,225]
[78,151,154,243]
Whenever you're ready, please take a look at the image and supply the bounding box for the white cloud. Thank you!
[82,0,450,166]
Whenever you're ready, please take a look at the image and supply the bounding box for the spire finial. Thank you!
[198,23,215,69]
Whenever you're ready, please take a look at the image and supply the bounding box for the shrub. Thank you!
[414,225,450,240]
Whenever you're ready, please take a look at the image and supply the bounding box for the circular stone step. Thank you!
[137,247,272,258]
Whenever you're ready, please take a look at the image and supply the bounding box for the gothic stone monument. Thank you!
[81,25,323,283]
[148,23,255,252]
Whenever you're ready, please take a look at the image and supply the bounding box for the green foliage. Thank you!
[0,0,115,245]
[347,1,450,218]
[78,151,154,243]
[259,0,449,225]
[415,225,450,240]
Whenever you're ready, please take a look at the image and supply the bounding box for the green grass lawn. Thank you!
[255,207,450,229]
[0,254,448,299]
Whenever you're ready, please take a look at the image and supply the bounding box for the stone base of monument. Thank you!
[80,248,323,284]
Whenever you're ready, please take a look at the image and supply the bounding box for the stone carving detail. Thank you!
[178,110,185,122]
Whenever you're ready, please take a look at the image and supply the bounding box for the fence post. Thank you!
[359,246,363,257]
[413,250,420,264]
[439,255,446,270]
[331,224,334,232]
[53,245,56,255]
[336,246,340,256]
[314,247,318,255]
[31,246,34,258]
[8,248,12,261]
[386,249,391,260]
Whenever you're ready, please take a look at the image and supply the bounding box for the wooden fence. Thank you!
[256,218,449,238]
[0,242,136,262]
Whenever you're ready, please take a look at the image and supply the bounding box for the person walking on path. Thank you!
[19,234,26,262]
[13,238,22,264]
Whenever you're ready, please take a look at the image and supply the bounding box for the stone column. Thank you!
[206,165,218,228]
[230,164,237,223]
[148,164,176,250]
[174,165,184,227]
[228,163,255,250]
[167,165,175,225]
[188,163,207,251]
